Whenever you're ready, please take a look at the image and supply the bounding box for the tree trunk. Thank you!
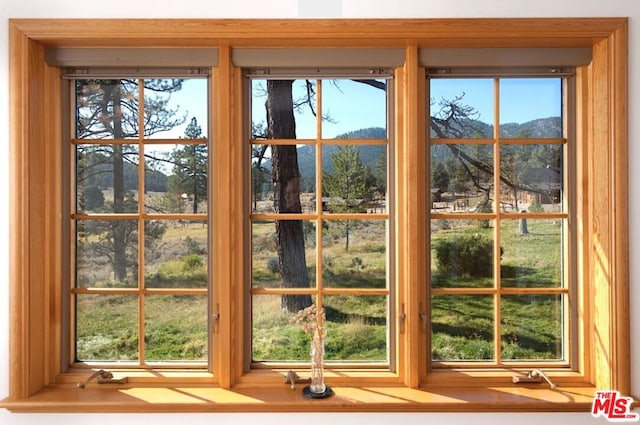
[192,145,199,213]
[266,80,312,312]
[109,85,128,282]
[345,220,350,252]
[112,145,128,281]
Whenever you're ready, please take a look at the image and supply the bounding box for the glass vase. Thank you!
[309,333,326,394]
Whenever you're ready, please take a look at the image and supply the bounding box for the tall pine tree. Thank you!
[168,117,208,213]
[323,145,372,251]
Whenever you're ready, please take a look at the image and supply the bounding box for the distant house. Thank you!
[430,188,443,203]
[321,196,366,212]
[523,166,562,204]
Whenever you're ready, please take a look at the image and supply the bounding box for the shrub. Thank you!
[82,185,105,210]
[528,197,544,213]
[434,234,503,277]
[182,254,204,272]
[184,236,205,255]
[267,257,280,274]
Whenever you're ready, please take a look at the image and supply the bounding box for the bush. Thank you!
[434,234,503,277]
[528,197,544,213]
[182,254,204,272]
[184,236,205,255]
[83,185,105,210]
[267,257,280,274]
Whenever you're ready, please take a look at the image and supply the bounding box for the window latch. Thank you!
[512,369,557,389]
[76,369,128,389]
[398,303,406,333]
[419,303,429,334]
[211,303,220,333]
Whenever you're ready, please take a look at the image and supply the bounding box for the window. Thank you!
[70,75,211,367]
[2,18,629,412]
[247,76,393,368]
[428,74,573,367]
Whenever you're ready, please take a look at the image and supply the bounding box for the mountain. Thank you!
[260,117,561,186]
[499,116,562,138]
[430,116,562,163]
[259,127,388,184]
[79,152,168,193]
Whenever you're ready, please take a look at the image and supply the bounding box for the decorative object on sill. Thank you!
[512,368,557,389]
[283,370,311,390]
[291,304,334,399]
[76,369,128,388]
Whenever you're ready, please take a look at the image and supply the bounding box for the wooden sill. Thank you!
[0,384,597,413]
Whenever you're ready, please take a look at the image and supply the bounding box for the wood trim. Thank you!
[3,17,629,412]
[43,61,63,387]
[212,45,232,387]
[0,385,598,413]
[8,18,626,48]
[588,21,629,394]
[396,45,427,388]
[611,21,630,395]
[8,21,26,399]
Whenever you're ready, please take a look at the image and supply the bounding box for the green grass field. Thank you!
[76,217,564,364]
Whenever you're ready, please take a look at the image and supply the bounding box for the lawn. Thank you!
[76,216,564,364]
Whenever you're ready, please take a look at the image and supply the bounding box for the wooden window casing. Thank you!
[427,74,574,370]
[246,76,394,371]
[68,75,212,370]
[2,18,629,412]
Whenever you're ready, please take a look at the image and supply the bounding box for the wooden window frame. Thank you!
[426,74,574,369]
[246,76,394,371]
[2,18,628,413]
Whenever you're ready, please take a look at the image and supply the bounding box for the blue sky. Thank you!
[251,79,388,139]
[431,77,562,125]
[152,76,562,141]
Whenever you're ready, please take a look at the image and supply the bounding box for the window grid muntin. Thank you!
[248,77,394,369]
[427,75,572,368]
[69,77,211,369]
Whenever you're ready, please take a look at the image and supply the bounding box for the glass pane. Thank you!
[252,294,315,362]
[148,143,209,214]
[430,78,494,139]
[146,79,209,139]
[322,219,387,289]
[500,144,564,213]
[145,220,208,289]
[76,294,138,361]
[499,78,562,138]
[323,295,388,362]
[144,143,208,214]
[76,219,138,288]
[500,219,564,288]
[430,219,497,289]
[145,295,208,361]
[251,144,316,214]
[323,145,387,213]
[251,79,317,140]
[75,79,139,139]
[430,144,494,213]
[252,220,316,289]
[431,294,494,361]
[76,144,139,214]
[322,79,388,139]
[501,294,563,361]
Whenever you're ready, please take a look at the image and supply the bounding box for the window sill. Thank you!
[1,384,597,413]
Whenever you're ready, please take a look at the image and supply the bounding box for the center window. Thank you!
[247,76,394,368]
